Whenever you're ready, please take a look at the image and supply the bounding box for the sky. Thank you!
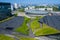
[0,0,60,5]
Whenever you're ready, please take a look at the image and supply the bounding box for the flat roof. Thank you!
[39,15,60,30]
[25,10,48,15]
[0,2,11,5]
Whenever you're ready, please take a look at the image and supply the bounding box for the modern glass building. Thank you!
[0,2,12,20]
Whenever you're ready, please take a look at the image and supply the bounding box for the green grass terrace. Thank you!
[0,34,38,40]
[15,17,30,35]
[30,16,60,36]
[0,34,15,40]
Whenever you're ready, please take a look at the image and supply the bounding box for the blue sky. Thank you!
[0,0,60,5]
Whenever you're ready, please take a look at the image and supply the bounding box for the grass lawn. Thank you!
[30,19,40,32]
[30,16,60,36]
[34,23,60,36]
[15,17,30,35]
[30,16,44,32]
[18,8,24,12]
[0,34,15,40]
[16,36,37,40]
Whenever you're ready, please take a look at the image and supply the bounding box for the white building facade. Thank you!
[24,6,35,11]
[13,3,18,9]
[36,8,53,11]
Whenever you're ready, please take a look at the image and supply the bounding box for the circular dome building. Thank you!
[25,9,49,17]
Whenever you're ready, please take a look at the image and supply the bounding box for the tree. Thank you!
[53,7,59,11]
[35,6,45,8]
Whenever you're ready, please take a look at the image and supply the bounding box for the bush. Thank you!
[14,13,18,16]
[18,8,24,12]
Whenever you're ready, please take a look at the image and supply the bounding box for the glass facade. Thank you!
[0,2,12,20]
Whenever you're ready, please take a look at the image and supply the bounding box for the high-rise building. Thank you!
[13,3,18,10]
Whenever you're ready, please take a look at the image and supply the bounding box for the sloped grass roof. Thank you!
[15,17,30,35]
[34,23,60,36]
[0,34,15,40]
[30,16,60,36]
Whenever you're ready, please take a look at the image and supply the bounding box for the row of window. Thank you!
[0,5,11,10]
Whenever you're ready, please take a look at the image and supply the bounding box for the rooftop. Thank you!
[0,2,11,5]
[0,16,24,29]
[39,15,60,30]
[25,10,48,15]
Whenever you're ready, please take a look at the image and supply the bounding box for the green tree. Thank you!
[53,7,59,11]
[35,6,45,8]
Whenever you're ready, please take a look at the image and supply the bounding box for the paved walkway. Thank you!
[27,21,35,37]
[0,11,60,40]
